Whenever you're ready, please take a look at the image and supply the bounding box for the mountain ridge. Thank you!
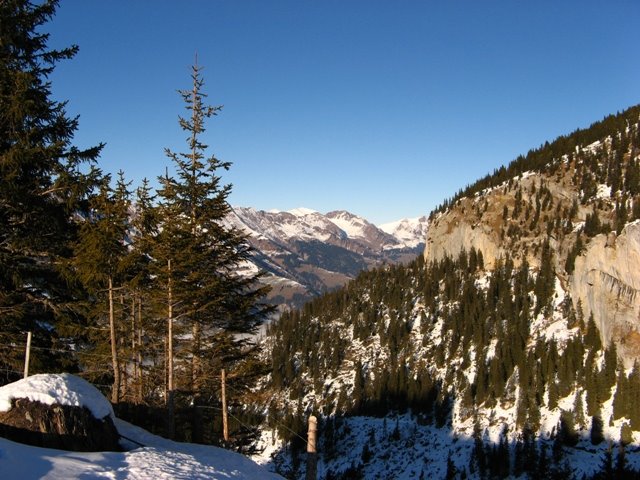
[225,207,428,308]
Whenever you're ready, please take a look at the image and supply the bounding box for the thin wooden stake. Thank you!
[221,368,229,443]
[23,331,32,378]
[306,415,317,480]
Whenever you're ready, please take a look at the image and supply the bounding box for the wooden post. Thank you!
[306,415,317,480]
[221,368,229,443]
[23,331,32,378]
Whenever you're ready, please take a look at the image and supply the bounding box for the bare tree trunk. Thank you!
[23,331,32,378]
[191,319,204,443]
[120,291,128,401]
[221,368,229,443]
[130,295,137,403]
[109,276,120,404]
[137,295,143,403]
[306,416,318,480]
[191,321,201,391]
[167,259,175,438]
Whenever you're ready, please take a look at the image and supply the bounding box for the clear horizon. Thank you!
[47,1,639,225]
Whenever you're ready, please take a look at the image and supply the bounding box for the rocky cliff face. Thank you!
[424,170,582,272]
[571,222,640,367]
[423,120,640,365]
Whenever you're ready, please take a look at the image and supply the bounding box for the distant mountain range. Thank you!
[225,207,428,308]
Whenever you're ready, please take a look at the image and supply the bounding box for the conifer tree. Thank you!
[126,178,159,402]
[73,171,131,402]
[627,363,640,430]
[590,412,605,445]
[534,239,555,315]
[620,422,633,446]
[0,0,102,381]
[153,61,272,438]
[558,409,579,446]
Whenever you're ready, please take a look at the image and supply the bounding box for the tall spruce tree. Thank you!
[0,0,102,382]
[154,62,272,439]
[73,172,131,402]
[126,178,159,403]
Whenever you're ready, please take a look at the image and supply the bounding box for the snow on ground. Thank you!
[596,184,612,199]
[0,374,283,480]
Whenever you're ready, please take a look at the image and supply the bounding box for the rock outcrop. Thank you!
[0,397,121,451]
[571,221,640,367]
[424,171,579,272]
[424,209,505,270]
[423,170,640,366]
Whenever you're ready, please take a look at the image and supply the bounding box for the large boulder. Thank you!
[0,373,121,451]
[0,398,121,451]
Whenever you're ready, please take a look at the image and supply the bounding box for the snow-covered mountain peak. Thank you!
[379,215,429,249]
[287,207,318,217]
[325,210,376,240]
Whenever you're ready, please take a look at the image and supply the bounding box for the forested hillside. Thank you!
[260,105,640,479]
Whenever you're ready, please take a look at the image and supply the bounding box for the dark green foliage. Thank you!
[620,423,633,446]
[585,314,602,351]
[444,452,457,480]
[591,414,605,445]
[584,207,604,237]
[150,64,274,427]
[633,195,640,222]
[615,197,629,234]
[558,410,579,447]
[565,234,584,274]
[72,171,132,401]
[266,236,640,477]
[534,239,555,315]
[595,444,615,480]
[0,0,103,379]
[156,63,272,335]
[625,159,640,195]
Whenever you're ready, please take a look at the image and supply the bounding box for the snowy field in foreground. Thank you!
[0,374,283,479]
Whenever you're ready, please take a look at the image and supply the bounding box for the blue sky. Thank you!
[47,1,639,225]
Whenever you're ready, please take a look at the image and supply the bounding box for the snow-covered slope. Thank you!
[0,374,283,480]
[257,260,640,479]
